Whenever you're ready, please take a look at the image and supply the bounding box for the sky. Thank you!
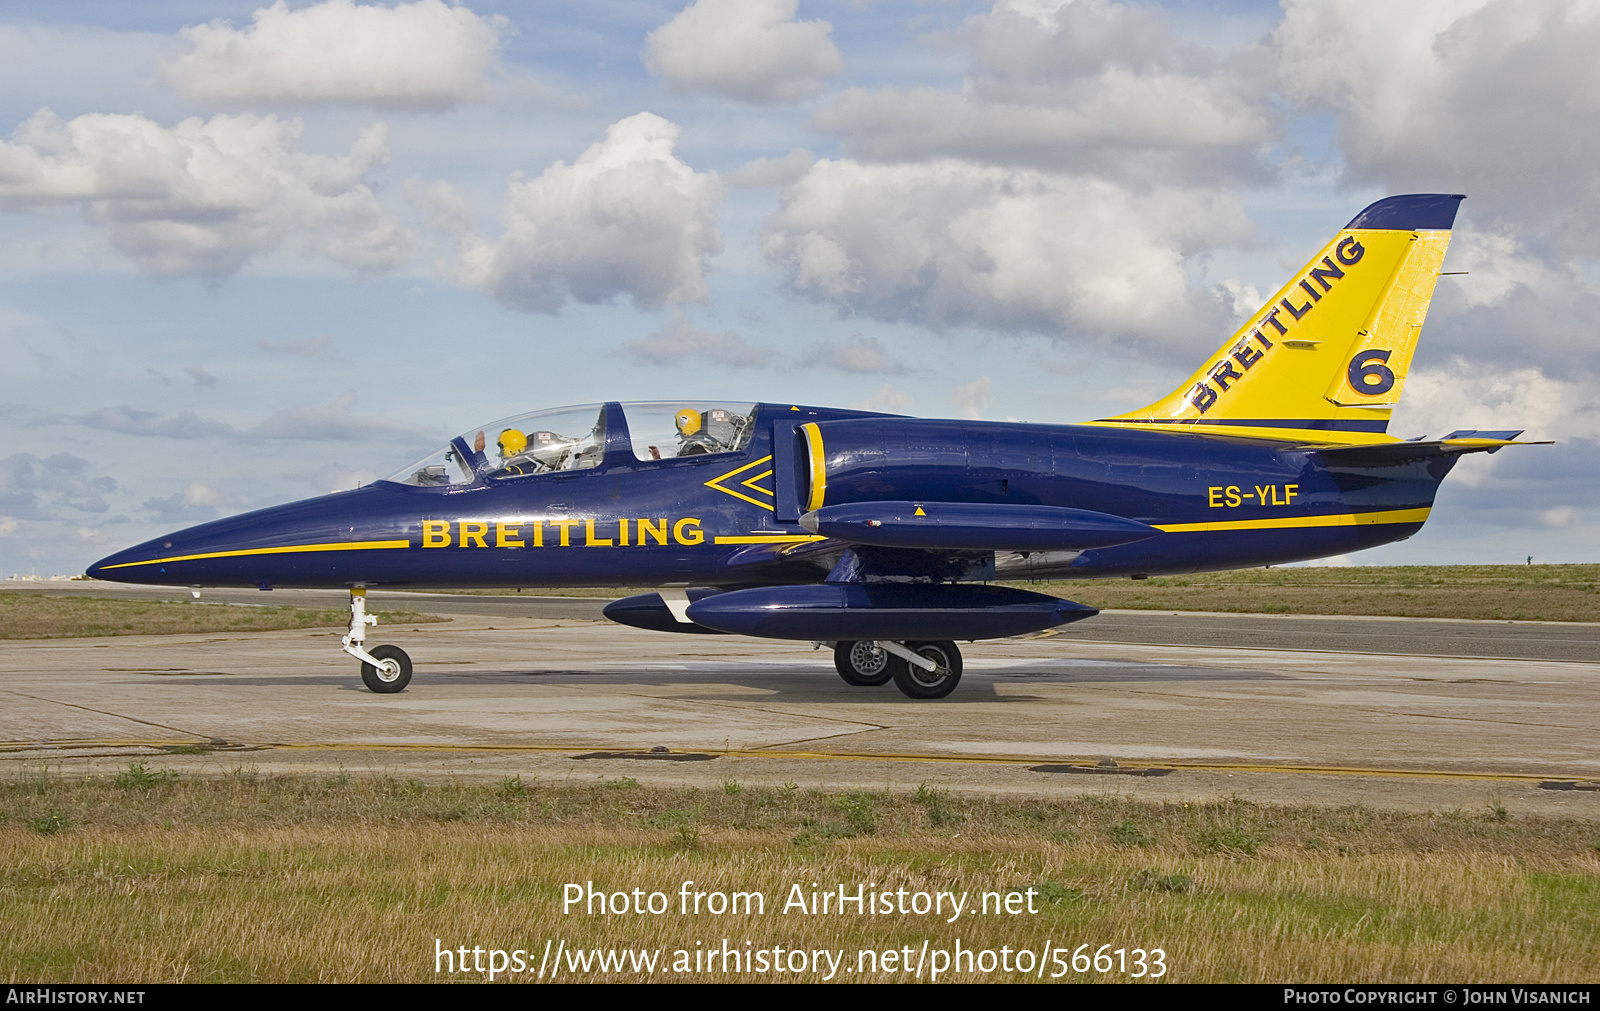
[2,0,1598,577]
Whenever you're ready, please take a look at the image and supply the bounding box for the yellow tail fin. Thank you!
[1098,194,1465,444]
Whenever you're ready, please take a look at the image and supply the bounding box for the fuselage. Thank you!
[88,401,1455,589]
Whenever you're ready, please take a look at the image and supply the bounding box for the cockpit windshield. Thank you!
[383,402,760,487]
[385,405,608,487]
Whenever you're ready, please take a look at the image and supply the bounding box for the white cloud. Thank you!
[0,517,17,537]
[455,113,723,313]
[763,158,1249,350]
[955,376,991,420]
[75,406,230,439]
[623,312,775,368]
[0,453,117,518]
[1274,0,1600,253]
[799,334,908,374]
[161,0,504,110]
[851,383,913,414]
[1542,506,1576,528]
[253,393,429,441]
[812,0,1272,183]
[1390,360,1600,447]
[0,109,409,276]
[645,0,844,104]
[725,148,815,188]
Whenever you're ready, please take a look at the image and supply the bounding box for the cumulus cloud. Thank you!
[955,376,991,420]
[851,383,913,414]
[0,109,409,276]
[161,0,504,110]
[623,312,775,368]
[1274,0,1600,254]
[726,148,815,188]
[141,482,223,523]
[0,453,116,517]
[454,113,722,313]
[1390,360,1600,446]
[763,158,1249,350]
[799,334,909,374]
[645,0,844,104]
[74,406,232,439]
[813,0,1272,184]
[253,392,430,441]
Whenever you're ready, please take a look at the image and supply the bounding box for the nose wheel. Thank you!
[342,587,412,693]
[359,643,412,694]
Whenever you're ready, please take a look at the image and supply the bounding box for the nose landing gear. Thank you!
[342,587,412,694]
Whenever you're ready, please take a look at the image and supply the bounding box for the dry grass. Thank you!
[0,593,447,639]
[2,770,1596,983]
[1019,564,1600,621]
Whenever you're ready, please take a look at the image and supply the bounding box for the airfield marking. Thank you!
[1,736,1591,786]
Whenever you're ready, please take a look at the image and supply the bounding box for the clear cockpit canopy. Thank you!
[385,405,608,486]
[382,402,758,487]
[621,402,755,461]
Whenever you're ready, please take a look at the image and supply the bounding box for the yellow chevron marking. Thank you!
[704,455,776,511]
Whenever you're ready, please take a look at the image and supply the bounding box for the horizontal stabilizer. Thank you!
[799,501,1157,552]
[1313,430,1548,466]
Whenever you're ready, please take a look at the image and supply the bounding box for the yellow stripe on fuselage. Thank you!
[1153,507,1430,534]
[99,539,411,570]
[712,534,828,545]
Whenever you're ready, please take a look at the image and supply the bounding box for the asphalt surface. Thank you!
[8,581,1598,662]
[2,584,1598,815]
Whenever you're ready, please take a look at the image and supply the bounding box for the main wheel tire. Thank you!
[834,640,895,686]
[890,640,962,699]
[360,644,412,694]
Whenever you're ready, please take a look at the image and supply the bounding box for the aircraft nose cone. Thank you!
[86,539,175,584]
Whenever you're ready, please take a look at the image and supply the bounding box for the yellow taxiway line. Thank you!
[0,737,1592,786]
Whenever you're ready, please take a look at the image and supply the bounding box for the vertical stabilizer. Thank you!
[1097,194,1464,444]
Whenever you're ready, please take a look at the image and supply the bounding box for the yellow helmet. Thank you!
[675,408,702,436]
[497,428,528,456]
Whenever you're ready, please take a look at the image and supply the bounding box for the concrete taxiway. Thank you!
[1,585,1597,816]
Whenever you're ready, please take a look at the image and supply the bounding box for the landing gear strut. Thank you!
[342,587,411,694]
[833,639,963,698]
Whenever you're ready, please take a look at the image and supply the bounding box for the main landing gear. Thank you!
[833,640,962,699]
[343,587,411,694]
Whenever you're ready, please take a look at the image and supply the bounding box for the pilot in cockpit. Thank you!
[674,407,746,457]
[674,409,719,456]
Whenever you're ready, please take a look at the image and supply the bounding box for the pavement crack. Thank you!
[0,687,208,739]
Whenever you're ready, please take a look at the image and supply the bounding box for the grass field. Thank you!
[0,593,447,639]
[2,770,1596,983]
[415,566,1600,622]
[1026,564,1600,622]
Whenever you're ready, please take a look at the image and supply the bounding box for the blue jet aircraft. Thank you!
[89,194,1544,699]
